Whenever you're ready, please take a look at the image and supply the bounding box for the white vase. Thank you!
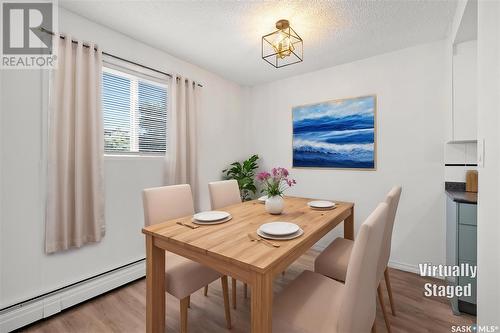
[265,195,284,215]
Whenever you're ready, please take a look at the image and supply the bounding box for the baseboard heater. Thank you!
[0,259,146,332]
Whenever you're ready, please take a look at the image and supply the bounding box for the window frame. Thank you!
[102,63,169,157]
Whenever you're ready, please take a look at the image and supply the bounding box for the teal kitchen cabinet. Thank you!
[446,196,477,316]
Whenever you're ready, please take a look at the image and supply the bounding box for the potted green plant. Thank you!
[222,154,259,201]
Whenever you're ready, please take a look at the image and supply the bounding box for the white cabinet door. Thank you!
[453,40,477,141]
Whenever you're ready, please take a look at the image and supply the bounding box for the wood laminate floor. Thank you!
[20,250,475,333]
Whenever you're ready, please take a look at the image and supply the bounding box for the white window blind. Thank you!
[102,66,168,154]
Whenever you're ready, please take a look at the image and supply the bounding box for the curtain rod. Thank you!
[39,27,203,87]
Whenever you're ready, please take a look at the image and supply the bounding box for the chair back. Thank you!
[376,186,402,281]
[337,202,389,333]
[142,184,195,226]
[208,180,241,210]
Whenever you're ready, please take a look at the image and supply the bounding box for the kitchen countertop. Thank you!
[445,181,477,204]
[446,190,477,204]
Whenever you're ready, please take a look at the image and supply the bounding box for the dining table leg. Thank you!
[251,272,273,333]
[232,277,237,309]
[146,235,165,333]
[344,207,355,240]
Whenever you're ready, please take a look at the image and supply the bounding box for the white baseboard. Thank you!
[388,260,419,274]
[0,260,145,333]
[388,261,446,280]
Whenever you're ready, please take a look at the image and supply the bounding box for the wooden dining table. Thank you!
[142,196,354,333]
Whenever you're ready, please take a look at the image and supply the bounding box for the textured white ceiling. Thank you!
[60,0,457,86]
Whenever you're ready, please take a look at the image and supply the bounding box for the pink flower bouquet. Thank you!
[256,167,296,197]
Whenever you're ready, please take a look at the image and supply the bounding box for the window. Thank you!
[102,66,168,154]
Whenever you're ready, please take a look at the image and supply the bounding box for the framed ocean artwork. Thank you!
[292,95,376,169]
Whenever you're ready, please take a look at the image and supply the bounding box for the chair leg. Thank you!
[377,284,392,333]
[244,283,248,299]
[384,268,396,316]
[232,277,237,309]
[221,276,232,329]
[180,297,189,333]
[204,285,208,296]
[187,295,190,308]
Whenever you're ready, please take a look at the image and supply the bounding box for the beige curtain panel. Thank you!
[45,36,105,253]
[165,76,200,204]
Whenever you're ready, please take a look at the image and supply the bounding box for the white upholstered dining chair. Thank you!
[142,184,231,333]
[209,179,242,210]
[273,202,389,333]
[314,186,402,332]
[208,179,246,308]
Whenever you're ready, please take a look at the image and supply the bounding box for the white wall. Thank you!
[452,40,477,141]
[245,42,447,271]
[0,7,247,308]
[476,0,500,325]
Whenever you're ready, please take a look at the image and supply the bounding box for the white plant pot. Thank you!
[265,195,284,215]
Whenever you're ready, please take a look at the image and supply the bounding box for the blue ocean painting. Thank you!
[292,96,376,169]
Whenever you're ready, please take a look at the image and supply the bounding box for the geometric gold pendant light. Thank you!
[262,19,303,68]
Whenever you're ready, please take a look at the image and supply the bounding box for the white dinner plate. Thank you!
[257,228,304,240]
[192,215,232,225]
[193,211,230,222]
[307,200,336,209]
[257,195,268,203]
[259,222,300,236]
